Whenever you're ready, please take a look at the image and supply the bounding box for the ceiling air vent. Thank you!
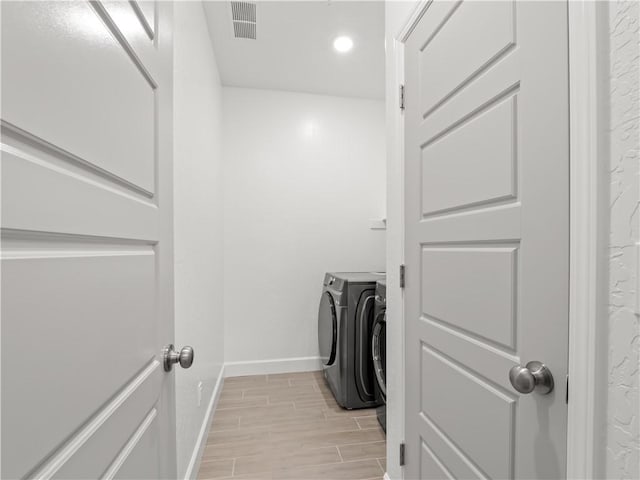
[230,1,256,40]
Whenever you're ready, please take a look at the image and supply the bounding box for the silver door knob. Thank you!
[508,361,554,394]
[163,344,194,372]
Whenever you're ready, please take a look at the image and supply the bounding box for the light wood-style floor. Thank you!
[197,370,386,480]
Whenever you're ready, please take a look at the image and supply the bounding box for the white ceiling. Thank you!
[202,1,385,99]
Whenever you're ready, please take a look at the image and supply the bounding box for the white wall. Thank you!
[222,87,386,369]
[173,2,225,478]
[384,2,419,479]
[605,1,639,477]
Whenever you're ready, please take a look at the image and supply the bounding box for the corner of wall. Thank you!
[173,2,226,478]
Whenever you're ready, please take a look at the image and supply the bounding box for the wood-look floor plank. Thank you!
[207,429,270,446]
[323,405,383,419]
[216,395,269,410]
[269,428,385,449]
[223,375,267,387]
[338,441,387,462]
[293,398,334,410]
[242,384,316,398]
[219,389,244,401]
[198,459,235,479]
[203,438,275,461]
[275,459,383,480]
[267,371,318,381]
[197,371,386,480]
[355,415,381,430]
[233,446,341,476]
[210,416,241,432]
[242,416,361,433]
[213,474,272,480]
[213,404,323,421]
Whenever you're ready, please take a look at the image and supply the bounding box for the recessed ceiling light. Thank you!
[333,36,353,53]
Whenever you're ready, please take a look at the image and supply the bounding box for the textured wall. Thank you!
[606,1,640,478]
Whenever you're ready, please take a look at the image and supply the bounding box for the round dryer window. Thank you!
[372,311,386,399]
[318,292,337,366]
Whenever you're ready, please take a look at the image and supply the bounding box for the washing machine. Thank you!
[318,272,385,409]
[372,279,387,432]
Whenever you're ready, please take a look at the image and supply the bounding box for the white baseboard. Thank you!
[184,365,225,480]
[224,356,322,377]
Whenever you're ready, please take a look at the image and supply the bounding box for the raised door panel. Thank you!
[1,247,156,478]
[417,318,517,393]
[1,1,174,478]
[1,1,155,194]
[99,1,160,79]
[1,144,158,241]
[404,2,569,479]
[51,369,161,479]
[420,442,456,480]
[110,415,161,480]
[418,1,515,117]
[421,98,517,216]
[131,1,156,39]
[421,246,517,349]
[420,346,516,479]
[418,422,485,480]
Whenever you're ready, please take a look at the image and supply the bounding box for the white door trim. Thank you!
[390,1,608,478]
[385,35,406,480]
[566,1,609,478]
[397,0,430,43]
[386,2,430,478]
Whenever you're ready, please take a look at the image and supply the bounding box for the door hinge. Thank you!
[399,443,406,466]
[399,264,406,288]
[399,84,405,110]
[566,375,569,404]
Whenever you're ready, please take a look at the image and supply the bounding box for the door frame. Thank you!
[388,1,608,478]
[565,1,609,478]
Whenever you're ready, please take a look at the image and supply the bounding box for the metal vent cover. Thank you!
[233,21,256,40]
[230,1,256,39]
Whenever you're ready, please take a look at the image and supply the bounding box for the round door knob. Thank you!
[508,361,554,395]
[163,344,194,372]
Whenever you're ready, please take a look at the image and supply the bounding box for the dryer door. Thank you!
[372,311,386,401]
[355,290,376,402]
[318,291,337,366]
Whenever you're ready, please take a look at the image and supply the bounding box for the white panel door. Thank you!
[1,1,176,478]
[404,1,569,479]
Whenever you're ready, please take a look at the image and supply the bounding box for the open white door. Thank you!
[403,1,569,478]
[1,2,177,478]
